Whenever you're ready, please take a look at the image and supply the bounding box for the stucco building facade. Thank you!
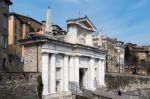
[8,12,42,58]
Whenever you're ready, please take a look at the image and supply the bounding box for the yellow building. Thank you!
[8,12,42,58]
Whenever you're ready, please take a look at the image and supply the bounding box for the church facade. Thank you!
[19,8,106,98]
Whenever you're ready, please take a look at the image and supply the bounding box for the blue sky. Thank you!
[11,0,150,45]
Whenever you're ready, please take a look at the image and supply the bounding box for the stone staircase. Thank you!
[69,82,113,99]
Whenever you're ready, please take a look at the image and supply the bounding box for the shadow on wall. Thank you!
[7,54,24,72]
[0,72,43,99]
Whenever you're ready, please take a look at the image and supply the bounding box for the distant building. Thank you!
[0,0,12,71]
[8,12,42,58]
[143,45,150,62]
[41,21,67,36]
[125,43,148,66]
[19,8,106,98]
[124,43,150,75]
[93,33,102,47]
[93,35,125,73]
[115,41,125,73]
[102,36,118,72]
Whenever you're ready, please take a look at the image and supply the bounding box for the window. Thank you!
[102,42,105,47]
[14,36,17,44]
[1,36,7,48]
[79,34,85,43]
[15,21,17,33]
[2,1,8,9]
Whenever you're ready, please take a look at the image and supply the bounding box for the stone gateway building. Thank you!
[19,8,106,98]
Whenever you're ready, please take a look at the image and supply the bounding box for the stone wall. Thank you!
[24,43,42,72]
[105,73,150,91]
[0,72,43,99]
[105,73,150,98]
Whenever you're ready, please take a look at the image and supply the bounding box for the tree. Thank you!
[125,46,130,65]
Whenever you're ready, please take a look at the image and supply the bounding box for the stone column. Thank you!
[42,53,49,95]
[50,54,56,93]
[63,55,69,92]
[101,60,105,86]
[98,59,102,85]
[74,56,79,84]
[88,58,96,90]
[69,56,74,82]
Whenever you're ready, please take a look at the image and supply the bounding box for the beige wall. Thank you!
[24,43,42,72]
[8,14,42,58]
[8,15,23,57]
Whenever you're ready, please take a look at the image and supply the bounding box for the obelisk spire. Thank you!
[45,7,52,33]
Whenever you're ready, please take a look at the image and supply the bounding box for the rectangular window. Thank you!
[2,1,8,9]
[14,36,17,44]
[15,22,17,33]
[1,36,7,48]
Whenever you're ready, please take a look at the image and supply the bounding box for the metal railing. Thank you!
[69,82,82,95]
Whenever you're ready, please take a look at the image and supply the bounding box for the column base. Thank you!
[63,91,72,96]
[42,92,49,96]
[42,93,59,99]
[87,87,96,91]
[96,84,106,90]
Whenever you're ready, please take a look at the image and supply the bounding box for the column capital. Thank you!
[73,55,80,57]
[42,52,49,54]
[64,54,69,57]
[51,53,58,55]
[99,58,105,61]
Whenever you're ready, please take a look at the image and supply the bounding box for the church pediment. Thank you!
[67,16,96,31]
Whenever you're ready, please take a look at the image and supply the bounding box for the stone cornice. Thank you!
[19,36,106,54]
[67,21,95,32]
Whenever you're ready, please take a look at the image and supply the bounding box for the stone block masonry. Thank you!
[105,73,150,98]
[0,72,43,99]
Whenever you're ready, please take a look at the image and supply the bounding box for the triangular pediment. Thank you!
[67,16,96,31]
[79,21,93,29]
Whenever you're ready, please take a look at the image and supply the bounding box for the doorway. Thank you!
[79,68,86,88]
